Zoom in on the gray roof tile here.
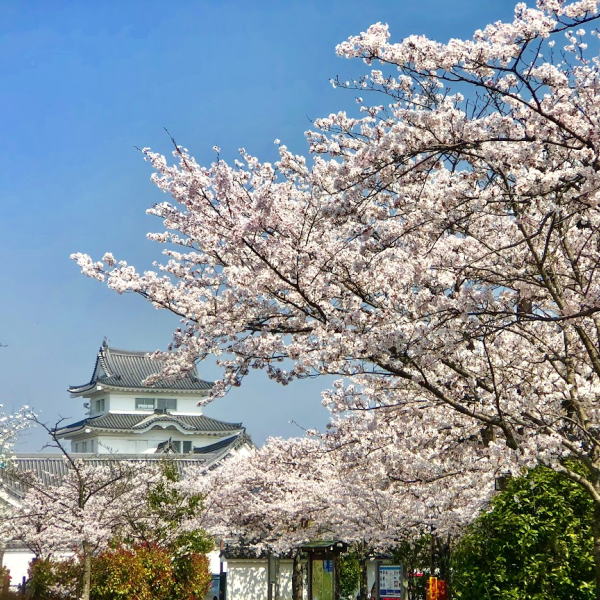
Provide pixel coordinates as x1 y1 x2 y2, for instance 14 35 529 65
69 342 213 394
0 454 213 500
54 412 243 435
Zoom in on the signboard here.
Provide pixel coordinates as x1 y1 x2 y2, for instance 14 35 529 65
379 565 403 599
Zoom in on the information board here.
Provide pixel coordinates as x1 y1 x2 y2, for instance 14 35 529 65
379 565 403 599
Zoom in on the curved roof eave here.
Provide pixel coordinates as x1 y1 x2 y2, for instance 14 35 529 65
131 422 241 435
69 383 212 395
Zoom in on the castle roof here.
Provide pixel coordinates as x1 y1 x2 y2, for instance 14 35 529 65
193 431 253 454
54 412 243 437
0 433 250 502
68 341 213 395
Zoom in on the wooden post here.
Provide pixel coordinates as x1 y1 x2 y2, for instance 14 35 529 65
333 555 341 600
268 554 277 600
219 549 226 600
292 551 304 600
307 555 313 600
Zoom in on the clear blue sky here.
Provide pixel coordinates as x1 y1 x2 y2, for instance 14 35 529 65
0 0 516 451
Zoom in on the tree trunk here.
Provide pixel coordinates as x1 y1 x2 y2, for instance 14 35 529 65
292 551 304 600
359 556 368 600
436 535 452 600
593 503 600 600
333 556 341 600
81 546 91 600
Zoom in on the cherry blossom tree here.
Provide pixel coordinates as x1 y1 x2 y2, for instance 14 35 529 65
2 459 152 600
199 431 494 599
199 438 338 600
0 405 31 462
0 420 163 600
198 439 323 554
1 420 215 600
4 459 214 600
74 0 600 594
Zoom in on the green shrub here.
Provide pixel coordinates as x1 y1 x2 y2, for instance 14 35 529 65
24 544 211 600
26 558 81 600
452 466 594 600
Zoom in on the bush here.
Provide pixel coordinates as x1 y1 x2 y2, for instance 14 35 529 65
23 542 211 600
91 544 172 600
92 543 211 600
26 558 81 600
452 466 594 600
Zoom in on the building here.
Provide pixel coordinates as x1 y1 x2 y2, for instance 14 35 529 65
0 340 253 590
54 340 249 456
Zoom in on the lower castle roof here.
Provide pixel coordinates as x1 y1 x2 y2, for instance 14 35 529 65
54 412 243 437
0 430 252 502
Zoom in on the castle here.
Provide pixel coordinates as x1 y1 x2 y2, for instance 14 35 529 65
0 341 252 588
54 340 250 458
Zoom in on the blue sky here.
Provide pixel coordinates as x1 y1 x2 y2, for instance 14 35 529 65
0 0 516 450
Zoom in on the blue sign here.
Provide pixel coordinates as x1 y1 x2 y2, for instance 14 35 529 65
379 565 403 598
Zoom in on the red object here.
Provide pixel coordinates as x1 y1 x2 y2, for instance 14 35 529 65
426 577 448 600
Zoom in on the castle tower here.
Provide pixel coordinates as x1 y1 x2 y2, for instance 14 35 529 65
54 341 249 456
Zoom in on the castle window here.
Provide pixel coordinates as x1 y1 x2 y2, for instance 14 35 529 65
95 398 105 413
135 398 177 411
157 398 177 411
135 398 155 410
170 440 192 453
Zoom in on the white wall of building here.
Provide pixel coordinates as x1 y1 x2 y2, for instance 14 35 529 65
2 548 33 590
92 391 209 415
227 560 268 600
69 429 230 454
224 558 396 600
279 561 294 600
226 559 295 600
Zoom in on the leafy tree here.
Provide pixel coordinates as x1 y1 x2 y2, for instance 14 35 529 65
453 467 594 600
132 461 212 555
339 553 361 600
118 461 213 600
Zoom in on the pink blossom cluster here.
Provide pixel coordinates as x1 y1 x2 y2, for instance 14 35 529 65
74 0 600 543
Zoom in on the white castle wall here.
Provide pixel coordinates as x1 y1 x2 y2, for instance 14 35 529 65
88 391 209 417
90 431 229 454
